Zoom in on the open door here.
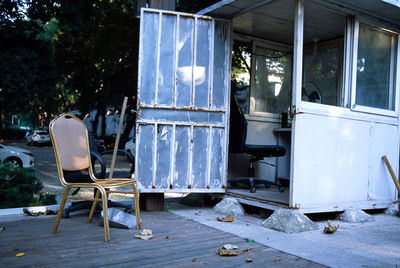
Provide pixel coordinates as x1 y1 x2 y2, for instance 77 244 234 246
135 8 232 193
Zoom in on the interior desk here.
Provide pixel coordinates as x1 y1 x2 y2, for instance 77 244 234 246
273 127 291 182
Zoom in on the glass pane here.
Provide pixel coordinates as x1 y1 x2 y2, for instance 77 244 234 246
212 21 229 110
191 127 208 188
356 24 397 111
176 17 194 107
251 46 292 114
194 19 211 109
303 1 345 106
137 124 155 189
173 126 190 189
140 12 159 105
158 15 177 106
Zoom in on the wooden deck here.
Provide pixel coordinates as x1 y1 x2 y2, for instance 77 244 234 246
0 211 324 267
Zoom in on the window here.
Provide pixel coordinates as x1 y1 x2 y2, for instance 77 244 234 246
231 39 251 114
354 23 398 112
302 1 346 107
250 43 292 115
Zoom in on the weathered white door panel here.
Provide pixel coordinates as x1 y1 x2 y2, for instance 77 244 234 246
136 8 231 193
291 113 398 211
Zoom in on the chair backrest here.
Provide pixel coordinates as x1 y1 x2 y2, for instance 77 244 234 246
229 94 248 153
50 114 91 172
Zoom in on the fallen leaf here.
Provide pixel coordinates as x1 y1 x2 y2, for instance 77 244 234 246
324 220 339 234
223 244 238 250
16 253 25 257
275 257 281 263
242 248 253 254
246 258 254 263
243 238 255 243
216 214 234 222
216 248 239 256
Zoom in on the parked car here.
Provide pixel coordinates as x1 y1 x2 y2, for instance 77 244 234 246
0 143 34 168
26 130 50 146
124 137 136 160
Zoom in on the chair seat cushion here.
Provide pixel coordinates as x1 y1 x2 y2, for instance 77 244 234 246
243 144 286 158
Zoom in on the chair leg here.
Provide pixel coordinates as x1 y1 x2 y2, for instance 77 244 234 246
99 187 110 242
52 187 70 234
132 183 141 230
88 189 100 223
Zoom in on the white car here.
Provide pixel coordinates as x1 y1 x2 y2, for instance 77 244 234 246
26 130 50 146
0 144 34 168
124 138 136 159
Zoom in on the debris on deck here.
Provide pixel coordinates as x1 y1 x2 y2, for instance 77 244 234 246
339 207 374 223
323 220 339 234
216 244 239 256
23 205 59 216
216 213 234 222
213 197 244 216
135 229 153 240
262 208 318 233
100 207 138 229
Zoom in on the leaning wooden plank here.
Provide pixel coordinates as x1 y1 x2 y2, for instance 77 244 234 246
109 96 128 179
382 155 400 192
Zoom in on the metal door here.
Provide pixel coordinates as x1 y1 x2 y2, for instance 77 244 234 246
135 8 231 193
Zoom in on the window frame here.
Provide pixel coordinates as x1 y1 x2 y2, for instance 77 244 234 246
350 18 400 117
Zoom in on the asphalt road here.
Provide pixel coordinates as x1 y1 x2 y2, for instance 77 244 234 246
4 140 133 203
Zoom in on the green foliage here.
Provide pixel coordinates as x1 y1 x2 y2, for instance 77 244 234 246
0 0 61 134
175 0 220 13
55 0 139 122
0 163 56 209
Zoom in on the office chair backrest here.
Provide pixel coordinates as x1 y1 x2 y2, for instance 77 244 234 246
50 114 91 172
229 94 247 154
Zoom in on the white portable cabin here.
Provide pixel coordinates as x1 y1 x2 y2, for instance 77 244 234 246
135 0 400 213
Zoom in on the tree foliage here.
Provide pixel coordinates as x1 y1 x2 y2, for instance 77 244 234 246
0 0 60 135
1 0 224 139
54 0 140 137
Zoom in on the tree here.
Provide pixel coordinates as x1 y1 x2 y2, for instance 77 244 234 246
55 0 140 138
0 0 60 137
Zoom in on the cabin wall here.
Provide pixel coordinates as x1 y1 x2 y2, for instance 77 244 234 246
291 112 399 212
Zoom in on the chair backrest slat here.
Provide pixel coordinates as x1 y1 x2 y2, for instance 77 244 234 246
51 115 90 171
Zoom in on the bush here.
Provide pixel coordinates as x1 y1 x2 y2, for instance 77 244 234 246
0 163 57 209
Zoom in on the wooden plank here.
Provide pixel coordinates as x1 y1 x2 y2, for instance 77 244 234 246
0 211 325 267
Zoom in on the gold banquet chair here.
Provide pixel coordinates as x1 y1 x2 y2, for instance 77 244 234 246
49 113 140 242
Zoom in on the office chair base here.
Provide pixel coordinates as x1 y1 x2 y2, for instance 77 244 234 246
229 177 285 193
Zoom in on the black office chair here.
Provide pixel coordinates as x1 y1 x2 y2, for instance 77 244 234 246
229 94 286 193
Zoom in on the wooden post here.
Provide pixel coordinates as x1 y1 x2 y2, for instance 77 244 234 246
109 97 128 178
382 155 400 193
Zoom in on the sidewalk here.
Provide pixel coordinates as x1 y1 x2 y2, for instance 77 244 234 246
171 207 400 268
